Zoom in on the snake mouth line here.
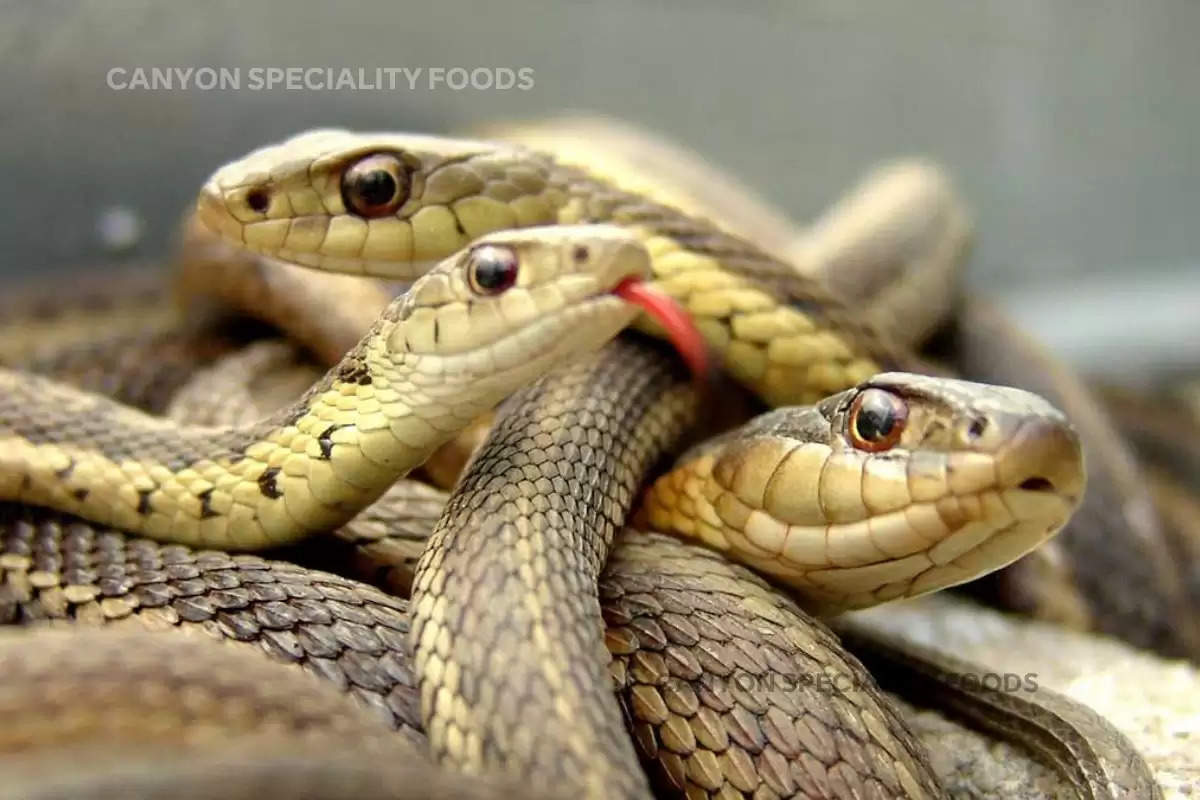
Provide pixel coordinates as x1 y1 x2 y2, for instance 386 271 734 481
675 478 1076 613
726 490 1071 611
744 484 1073 567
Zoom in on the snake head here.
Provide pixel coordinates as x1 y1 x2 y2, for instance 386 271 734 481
378 224 697 392
643 371 1085 612
823 372 1085 502
195 129 558 277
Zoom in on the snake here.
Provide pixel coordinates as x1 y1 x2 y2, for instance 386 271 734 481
0 223 683 549
0 122 1161 796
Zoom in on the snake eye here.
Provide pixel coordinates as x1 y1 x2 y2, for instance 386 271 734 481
341 153 409 218
467 245 520 295
848 388 908 452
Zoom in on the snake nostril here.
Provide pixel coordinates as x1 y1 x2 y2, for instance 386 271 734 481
1018 476 1055 492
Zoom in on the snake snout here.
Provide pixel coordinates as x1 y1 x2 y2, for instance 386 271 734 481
195 182 244 242
997 417 1085 501
574 229 653 287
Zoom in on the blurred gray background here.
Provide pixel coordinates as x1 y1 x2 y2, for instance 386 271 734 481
1 0 1196 379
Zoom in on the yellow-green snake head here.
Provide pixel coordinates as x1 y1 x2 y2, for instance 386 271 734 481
640 372 1085 612
196 129 557 276
384 224 661 395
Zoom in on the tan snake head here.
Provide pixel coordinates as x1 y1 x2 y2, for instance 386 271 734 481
196 129 557 277
382 224 663 393
640 371 1085 612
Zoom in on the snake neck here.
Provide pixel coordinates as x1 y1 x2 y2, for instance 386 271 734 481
410 337 698 800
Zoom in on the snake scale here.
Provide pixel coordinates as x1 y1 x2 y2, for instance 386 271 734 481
0 118 1166 800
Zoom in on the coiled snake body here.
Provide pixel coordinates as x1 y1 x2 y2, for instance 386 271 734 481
0 123 1166 800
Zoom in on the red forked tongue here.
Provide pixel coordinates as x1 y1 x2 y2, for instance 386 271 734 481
613 278 711 379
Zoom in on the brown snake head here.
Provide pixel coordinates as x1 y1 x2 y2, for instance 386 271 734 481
639 371 1085 612
195 129 556 277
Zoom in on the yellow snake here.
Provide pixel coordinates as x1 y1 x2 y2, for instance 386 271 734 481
0 124 1163 799
0 225 654 549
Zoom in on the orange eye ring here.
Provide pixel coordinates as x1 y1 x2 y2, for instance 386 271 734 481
848 388 908 452
466 244 520 295
341 153 410 218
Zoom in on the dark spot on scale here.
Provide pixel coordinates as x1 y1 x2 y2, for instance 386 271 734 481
572 244 589 263
72 488 89 502
198 488 218 519
967 417 988 439
55 460 76 480
317 425 347 460
136 489 154 515
336 359 372 385
258 467 282 499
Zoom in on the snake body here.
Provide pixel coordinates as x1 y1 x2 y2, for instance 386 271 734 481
0 121 1170 800
0 627 554 800
0 268 268 415
0 268 177 367
832 622 1163 800
174 215 398 366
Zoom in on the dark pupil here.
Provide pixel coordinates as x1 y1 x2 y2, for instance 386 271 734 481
856 393 896 441
355 170 397 207
473 250 518 291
